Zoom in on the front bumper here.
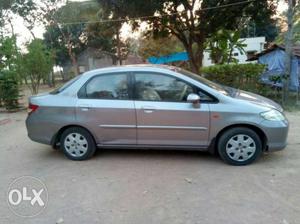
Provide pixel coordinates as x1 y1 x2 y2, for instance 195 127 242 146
260 119 289 152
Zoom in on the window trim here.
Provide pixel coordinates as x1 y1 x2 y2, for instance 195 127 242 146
77 72 132 100
131 72 218 104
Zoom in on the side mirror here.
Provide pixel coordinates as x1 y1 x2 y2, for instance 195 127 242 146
187 93 200 108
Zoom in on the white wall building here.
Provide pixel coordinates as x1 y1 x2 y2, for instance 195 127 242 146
202 36 266 66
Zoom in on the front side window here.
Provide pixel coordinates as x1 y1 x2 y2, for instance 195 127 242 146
177 68 230 96
134 73 194 102
85 73 129 99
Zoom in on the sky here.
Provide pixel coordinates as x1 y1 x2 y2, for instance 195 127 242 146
6 0 289 48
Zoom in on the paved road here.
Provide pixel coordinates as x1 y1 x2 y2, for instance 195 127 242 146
0 111 299 224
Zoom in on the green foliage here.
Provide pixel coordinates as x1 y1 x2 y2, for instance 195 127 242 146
21 39 54 94
206 30 246 65
240 20 279 42
201 63 266 94
276 3 300 44
0 36 21 111
294 4 300 43
43 1 100 71
0 71 21 111
44 24 85 65
97 0 277 72
138 35 184 59
0 36 21 80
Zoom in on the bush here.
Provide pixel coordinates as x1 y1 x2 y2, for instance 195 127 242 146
0 72 21 111
201 63 266 94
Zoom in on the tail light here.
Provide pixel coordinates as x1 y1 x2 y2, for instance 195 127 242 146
28 103 39 115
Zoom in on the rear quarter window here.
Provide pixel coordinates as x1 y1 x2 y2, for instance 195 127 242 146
50 75 81 94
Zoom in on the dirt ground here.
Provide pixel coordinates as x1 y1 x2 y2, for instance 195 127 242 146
0 109 300 224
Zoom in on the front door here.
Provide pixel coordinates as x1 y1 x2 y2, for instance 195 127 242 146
133 72 210 146
76 72 136 145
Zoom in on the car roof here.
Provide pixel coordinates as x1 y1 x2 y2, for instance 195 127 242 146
82 64 181 76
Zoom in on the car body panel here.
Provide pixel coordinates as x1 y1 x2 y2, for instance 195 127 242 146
26 93 78 144
232 89 283 112
76 99 137 145
134 101 210 146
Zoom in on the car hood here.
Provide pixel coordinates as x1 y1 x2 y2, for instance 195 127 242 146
233 89 283 112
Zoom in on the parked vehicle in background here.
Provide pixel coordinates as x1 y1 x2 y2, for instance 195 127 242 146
26 65 289 165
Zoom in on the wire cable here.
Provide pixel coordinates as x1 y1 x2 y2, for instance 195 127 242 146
58 0 258 26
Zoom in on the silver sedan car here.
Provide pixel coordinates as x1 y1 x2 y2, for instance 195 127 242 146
26 65 289 165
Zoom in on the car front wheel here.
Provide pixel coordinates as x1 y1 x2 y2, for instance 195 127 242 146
60 127 96 160
217 127 262 165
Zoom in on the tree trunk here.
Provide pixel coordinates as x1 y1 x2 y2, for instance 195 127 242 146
48 72 53 87
283 0 294 105
186 41 204 74
67 41 79 76
70 53 79 76
116 29 122 65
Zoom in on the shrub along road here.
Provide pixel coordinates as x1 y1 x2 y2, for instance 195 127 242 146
0 111 299 224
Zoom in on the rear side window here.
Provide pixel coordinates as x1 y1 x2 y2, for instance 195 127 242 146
81 73 129 100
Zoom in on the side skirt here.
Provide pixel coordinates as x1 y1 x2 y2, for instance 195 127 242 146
96 144 209 151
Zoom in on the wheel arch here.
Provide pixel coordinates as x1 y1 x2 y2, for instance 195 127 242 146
51 124 96 148
210 124 268 154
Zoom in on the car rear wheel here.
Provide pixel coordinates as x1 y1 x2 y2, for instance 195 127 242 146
217 127 262 165
60 127 96 160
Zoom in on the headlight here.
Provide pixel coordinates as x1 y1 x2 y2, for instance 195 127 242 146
260 110 285 121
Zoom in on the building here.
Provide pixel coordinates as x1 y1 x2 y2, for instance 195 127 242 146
203 37 266 66
62 48 144 79
247 44 300 90
148 37 266 67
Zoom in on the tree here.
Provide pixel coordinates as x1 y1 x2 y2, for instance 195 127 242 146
240 20 279 42
94 0 158 64
0 0 15 34
85 20 118 63
207 29 246 65
21 39 54 94
138 35 184 60
0 36 19 72
97 0 277 72
282 0 298 105
43 1 99 76
0 0 39 38
291 2 300 42
0 36 21 110
275 3 300 44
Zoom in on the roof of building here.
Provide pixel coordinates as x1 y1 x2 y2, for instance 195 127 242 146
247 44 300 61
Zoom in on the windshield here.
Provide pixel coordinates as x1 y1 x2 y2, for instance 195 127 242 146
177 68 230 96
50 75 81 94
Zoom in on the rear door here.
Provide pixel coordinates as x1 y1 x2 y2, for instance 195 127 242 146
76 72 136 145
133 72 210 146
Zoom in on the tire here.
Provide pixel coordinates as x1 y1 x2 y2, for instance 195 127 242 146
217 127 262 166
60 127 96 161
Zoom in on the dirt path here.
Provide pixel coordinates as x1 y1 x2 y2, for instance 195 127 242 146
0 111 299 224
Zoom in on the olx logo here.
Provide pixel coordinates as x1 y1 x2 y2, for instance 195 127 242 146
8 187 45 206
7 176 48 217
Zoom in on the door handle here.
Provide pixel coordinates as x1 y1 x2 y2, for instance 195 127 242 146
78 104 91 111
81 107 89 111
142 106 156 113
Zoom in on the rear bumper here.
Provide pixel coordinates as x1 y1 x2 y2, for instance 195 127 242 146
26 115 54 146
260 119 289 152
